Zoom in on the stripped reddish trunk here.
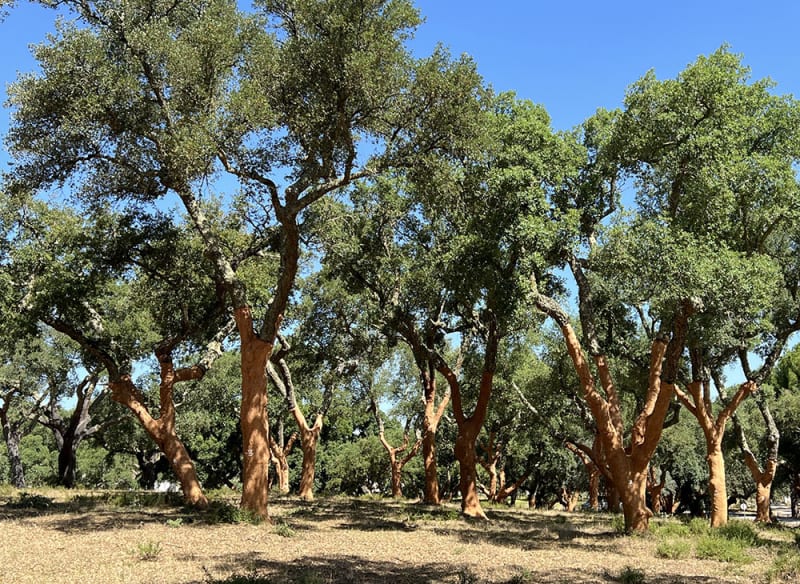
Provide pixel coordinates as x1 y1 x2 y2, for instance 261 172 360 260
495 468 531 505
648 467 666 515
674 376 756 528
294 410 322 501
752 460 777 523
238 309 273 518
454 418 484 518
269 432 297 494
378 431 422 499
109 353 209 509
421 370 448 504
534 271 694 532
478 430 502 502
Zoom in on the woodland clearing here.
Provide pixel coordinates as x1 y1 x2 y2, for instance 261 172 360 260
1 488 798 584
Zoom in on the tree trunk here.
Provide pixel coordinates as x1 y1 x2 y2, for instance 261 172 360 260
238 312 272 518
57 437 78 489
792 473 800 519
269 432 294 494
420 371 448 505
421 427 439 503
110 352 211 510
588 467 600 511
706 441 728 528
495 469 531 505
298 425 319 501
290 409 323 502
754 462 776 523
454 421 485 519
618 469 650 532
2 422 26 489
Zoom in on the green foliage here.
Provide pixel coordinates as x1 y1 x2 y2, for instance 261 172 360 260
205 501 263 525
134 540 163 562
694 535 753 564
769 550 800 583
655 539 692 560
615 566 646 584
611 515 626 534
273 520 296 538
716 520 760 546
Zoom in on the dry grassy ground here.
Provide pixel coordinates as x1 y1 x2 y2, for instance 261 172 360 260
0 488 796 584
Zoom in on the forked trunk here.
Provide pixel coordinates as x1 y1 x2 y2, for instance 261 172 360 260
238 327 272 519
485 462 498 502
706 441 728 528
298 426 320 501
390 462 403 498
269 434 294 494
110 375 209 509
287 406 323 502
419 370 447 505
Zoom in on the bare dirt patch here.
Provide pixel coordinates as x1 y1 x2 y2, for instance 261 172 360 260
0 488 792 583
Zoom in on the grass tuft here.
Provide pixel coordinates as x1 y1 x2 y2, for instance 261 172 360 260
656 539 692 560
135 540 163 561
768 550 800 583
695 535 753 564
616 566 646 584
716 520 760 546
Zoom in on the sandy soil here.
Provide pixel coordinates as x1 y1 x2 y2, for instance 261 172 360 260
0 490 790 584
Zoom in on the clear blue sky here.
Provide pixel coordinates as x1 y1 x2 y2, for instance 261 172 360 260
2 1 800 144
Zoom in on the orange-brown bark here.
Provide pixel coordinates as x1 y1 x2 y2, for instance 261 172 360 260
421 370 449 504
478 430 502 501
237 306 273 519
647 467 666 515
378 431 423 499
293 407 322 501
494 468 531 505
109 353 209 509
558 486 580 511
674 379 756 527
534 281 696 531
566 440 602 511
742 450 777 523
269 432 297 494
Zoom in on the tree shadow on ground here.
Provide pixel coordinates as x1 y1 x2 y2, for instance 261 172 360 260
198 554 738 584
201 553 462 584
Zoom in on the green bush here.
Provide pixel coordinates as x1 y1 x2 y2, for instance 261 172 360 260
651 520 690 538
